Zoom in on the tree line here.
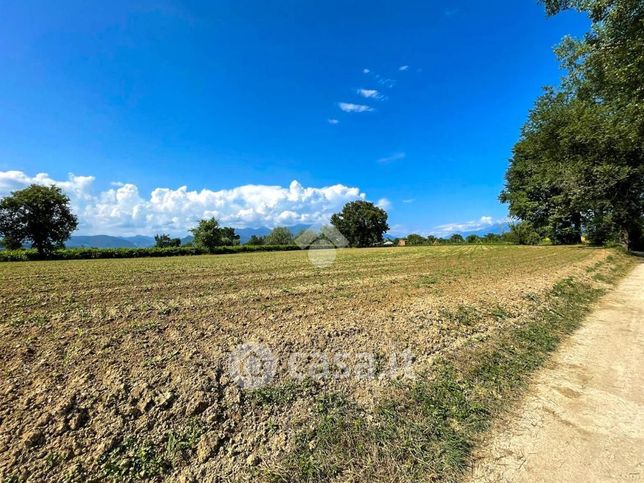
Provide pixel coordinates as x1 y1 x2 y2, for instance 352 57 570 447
402 232 516 246
501 0 643 249
0 186 390 257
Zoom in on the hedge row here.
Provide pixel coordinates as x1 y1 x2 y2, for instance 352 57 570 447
0 245 301 262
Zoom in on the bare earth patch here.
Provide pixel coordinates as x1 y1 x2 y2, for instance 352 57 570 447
0 246 628 481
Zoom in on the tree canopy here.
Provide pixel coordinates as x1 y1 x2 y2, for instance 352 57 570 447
501 0 643 249
265 227 294 245
154 234 181 248
406 234 427 246
246 234 266 246
330 201 389 248
0 184 78 256
190 218 239 252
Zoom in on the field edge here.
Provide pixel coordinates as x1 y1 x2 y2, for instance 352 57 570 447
262 251 637 482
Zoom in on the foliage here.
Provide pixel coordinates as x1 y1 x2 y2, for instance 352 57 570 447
265 226 295 245
0 244 301 262
100 422 203 481
405 234 427 246
246 234 266 245
219 226 240 246
189 218 239 252
1 234 23 250
502 0 644 249
401 233 512 246
507 221 542 246
154 234 181 248
330 201 389 248
0 184 78 256
190 218 222 251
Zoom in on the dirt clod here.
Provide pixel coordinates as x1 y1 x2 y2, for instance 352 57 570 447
196 432 222 463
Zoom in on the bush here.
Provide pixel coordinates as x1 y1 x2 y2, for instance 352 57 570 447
507 221 542 245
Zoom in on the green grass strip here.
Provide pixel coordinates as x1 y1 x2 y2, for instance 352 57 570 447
268 253 635 482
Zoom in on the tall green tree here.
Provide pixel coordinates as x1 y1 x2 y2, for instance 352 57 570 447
330 201 389 248
501 0 643 249
265 226 294 245
190 218 239 251
154 234 181 248
190 218 223 252
219 227 240 246
0 184 78 256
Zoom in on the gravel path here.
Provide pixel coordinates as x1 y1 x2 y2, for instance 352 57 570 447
469 261 644 482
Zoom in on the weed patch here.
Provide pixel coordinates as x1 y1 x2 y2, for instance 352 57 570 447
99 421 203 482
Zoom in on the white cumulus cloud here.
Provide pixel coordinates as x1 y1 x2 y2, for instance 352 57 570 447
376 198 392 210
0 170 368 236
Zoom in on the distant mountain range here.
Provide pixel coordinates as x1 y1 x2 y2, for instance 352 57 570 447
66 235 140 248
66 225 312 248
456 222 510 237
60 222 510 249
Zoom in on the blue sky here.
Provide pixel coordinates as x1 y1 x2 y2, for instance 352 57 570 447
0 0 589 236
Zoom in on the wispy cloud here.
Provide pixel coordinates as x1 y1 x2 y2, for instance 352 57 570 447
374 74 396 88
357 88 385 100
363 68 397 88
402 198 415 204
444 8 459 17
399 65 409 71
377 152 406 164
327 118 340 124
338 102 374 113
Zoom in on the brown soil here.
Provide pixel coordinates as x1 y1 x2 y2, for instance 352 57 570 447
0 246 616 481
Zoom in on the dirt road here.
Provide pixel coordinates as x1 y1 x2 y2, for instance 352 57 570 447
469 261 644 482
